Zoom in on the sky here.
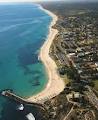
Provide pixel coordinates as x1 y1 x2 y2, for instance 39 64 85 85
0 0 56 2
0 0 97 3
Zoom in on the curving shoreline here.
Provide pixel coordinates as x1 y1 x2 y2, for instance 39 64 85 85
27 6 65 103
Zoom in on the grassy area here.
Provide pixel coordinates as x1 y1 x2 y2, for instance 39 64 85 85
54 60 70 85
94 80 98 91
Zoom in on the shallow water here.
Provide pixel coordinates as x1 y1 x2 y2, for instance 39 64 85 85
0 3 51 120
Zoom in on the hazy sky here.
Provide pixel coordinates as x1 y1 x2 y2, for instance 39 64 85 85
0 0 57 2
0 0 97 3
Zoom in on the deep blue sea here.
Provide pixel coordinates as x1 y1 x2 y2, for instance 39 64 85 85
0 3 52 120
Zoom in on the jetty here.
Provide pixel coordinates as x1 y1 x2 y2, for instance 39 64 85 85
1 90 46 111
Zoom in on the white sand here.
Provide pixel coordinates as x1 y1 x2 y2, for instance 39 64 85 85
27 6 65 103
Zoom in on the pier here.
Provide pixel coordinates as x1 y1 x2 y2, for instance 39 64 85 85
1 90 46 111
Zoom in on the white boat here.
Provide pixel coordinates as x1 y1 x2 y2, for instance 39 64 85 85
17 104 24 111
26 113 35 120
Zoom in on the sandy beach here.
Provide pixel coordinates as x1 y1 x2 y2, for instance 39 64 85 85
27 6 65 103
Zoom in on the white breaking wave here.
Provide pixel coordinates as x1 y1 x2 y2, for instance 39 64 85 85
0 17 34 22
0 20 42 33
39 15 50 20
19 29 32 36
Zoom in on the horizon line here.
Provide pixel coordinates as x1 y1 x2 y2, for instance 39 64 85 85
0 0 98 4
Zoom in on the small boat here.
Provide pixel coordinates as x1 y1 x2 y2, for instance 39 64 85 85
38 55 40 61
16 104 24 111
26 113 35 120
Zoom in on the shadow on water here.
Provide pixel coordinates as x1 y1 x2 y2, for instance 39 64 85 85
0 97 46 120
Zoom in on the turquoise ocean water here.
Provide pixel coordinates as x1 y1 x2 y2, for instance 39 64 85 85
0 3 52 120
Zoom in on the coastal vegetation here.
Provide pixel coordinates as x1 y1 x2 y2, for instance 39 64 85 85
1 1 98 120
39 1 98 120
94 80 98 91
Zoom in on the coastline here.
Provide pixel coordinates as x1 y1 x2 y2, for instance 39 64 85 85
27 6 65 103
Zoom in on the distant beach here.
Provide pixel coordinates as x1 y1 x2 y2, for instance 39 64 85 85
27 5 65 103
